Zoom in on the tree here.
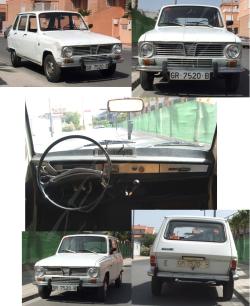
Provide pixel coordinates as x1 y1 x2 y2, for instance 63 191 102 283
63 112 81 130
141 234 156 247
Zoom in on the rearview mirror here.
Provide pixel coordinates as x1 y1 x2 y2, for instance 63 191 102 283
107 98 144 112
88 23 93 29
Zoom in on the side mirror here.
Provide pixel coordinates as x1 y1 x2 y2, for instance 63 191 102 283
107 98 144 113
88 24 93 29
226 20 233 26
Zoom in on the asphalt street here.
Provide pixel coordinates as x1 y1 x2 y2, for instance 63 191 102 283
132 45 250 97
132 259 246 306
23 266 131 306
0 37 131 87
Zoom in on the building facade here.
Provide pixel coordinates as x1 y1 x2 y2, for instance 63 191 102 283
4 0 131 43
0 0 7 33
220 0 240 33
239 0 250 37
132 224 155 240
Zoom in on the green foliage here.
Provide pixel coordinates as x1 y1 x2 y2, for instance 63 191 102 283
63 112 81 130
229 210 250 237
108 231 131 242
78 9 91 17
140 246 150 256
132 9 156 42
141 234 156 248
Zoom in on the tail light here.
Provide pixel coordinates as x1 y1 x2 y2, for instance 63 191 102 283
230 259 237 270
150 254 157 267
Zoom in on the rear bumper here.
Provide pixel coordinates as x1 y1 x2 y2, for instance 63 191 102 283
147 270 239 282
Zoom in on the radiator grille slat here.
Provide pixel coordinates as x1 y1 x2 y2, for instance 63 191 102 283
167 58 213 68
72 44 113 56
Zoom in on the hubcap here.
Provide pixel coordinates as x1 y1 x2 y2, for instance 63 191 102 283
46 60 55 76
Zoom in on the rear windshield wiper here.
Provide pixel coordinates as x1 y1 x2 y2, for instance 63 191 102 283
154 140 204 147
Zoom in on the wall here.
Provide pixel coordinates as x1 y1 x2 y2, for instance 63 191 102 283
239 0 250 37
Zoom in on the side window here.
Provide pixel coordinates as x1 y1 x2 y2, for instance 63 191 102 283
18 15 27 31
13 16 19 30
28 15 37 32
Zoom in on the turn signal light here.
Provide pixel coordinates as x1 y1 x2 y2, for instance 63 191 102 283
143 59 155 66
227 60 237 67
150 255 157 267
230 259 237 270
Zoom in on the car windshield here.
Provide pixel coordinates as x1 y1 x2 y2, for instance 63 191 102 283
26 94 217 155
158 6 224 28
165 220 226 243
39 12 88 31
58 236 107 253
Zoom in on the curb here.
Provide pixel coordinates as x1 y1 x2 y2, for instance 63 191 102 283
22 292 39 303
233 288 249 306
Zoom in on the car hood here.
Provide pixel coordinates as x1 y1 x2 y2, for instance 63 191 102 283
35 253 108 267
42 30 121 46
140 26 241 43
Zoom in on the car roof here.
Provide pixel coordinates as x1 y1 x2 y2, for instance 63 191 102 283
164 216 227 222
161 4 219 9
62 234 117 239
18 10 79 15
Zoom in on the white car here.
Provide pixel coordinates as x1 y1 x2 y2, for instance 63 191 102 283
34 234 123 301
7 11 123 82
148 216 239 300
137 5 243 92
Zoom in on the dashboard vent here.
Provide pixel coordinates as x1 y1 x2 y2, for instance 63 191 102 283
96 148 134 156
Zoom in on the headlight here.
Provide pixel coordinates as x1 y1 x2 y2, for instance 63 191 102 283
140 42 154 58
62 46 73 58
225 44 241 59
112 44 122 54
87 267 99 278
34 266 46 278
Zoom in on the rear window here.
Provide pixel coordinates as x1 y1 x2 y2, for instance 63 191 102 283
164 220 226 243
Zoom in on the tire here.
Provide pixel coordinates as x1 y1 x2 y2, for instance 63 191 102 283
140 71 154 91
115 272 122 288
223 278 234 301
225 74 240 93
97 275 108 302
38 285 51 299
100 63 116 77
43 54 62 82
10 50 21 67
151 276 162 296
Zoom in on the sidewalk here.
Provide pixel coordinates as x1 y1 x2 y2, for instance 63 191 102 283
22 258 132 303
234 263 250 305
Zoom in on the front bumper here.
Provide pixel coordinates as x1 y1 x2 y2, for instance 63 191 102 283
147 270 239 282
34 276 103 288
136 57 243 75
56 54 123 68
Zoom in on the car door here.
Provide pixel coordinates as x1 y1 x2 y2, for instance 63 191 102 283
23 14 40 63
14 14 28 57
7 15 20 49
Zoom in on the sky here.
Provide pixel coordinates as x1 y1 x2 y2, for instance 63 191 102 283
134 210 237 231
138 0 222 11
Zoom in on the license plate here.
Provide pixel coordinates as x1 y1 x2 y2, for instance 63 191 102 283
52 285 78 292
85 63 109 71
177 260 208 269
170 71 210 80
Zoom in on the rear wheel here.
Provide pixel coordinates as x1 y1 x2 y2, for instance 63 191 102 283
115 272 122 288
151 276 162 296
43 54 62 83
97 275 109 302
225 74 240 93
223 278 234 301
100 63 116 77
10 50 21 67
38 286 51 299
140 71 154 90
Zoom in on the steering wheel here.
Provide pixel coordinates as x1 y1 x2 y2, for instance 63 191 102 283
37 135 112 212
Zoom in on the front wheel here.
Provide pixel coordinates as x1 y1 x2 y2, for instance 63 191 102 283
43 54 62 83
151 276 162 296
223 278 234 301
100 63 116 77
10 50 21 67
38 285 51 299
97 276 109 302
140 71 154 91
225 74 240 93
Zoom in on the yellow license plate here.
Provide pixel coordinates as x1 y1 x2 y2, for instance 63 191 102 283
177 259 208 269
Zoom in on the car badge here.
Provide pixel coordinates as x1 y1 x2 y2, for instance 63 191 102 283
62 267 70 275
90 46 97 54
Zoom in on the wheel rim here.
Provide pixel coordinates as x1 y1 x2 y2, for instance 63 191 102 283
46 60 55 76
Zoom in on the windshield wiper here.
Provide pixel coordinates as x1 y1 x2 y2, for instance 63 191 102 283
83 139 135 147
78 248 98 254
158 21 184 27
154 140 204 147
186 20 213 28
61 249 76 253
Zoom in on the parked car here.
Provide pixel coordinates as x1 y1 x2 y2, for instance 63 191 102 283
137 5 243 92
7 11 123 82
148 216 238 300
4 25 12 38
239 36 250 48
34 234 123 301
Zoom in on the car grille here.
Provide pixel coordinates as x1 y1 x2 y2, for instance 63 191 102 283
72 44 113 56
154 43 225 57
167 58 213 69
45 267 88 276
81 55 111 63
51 277 80 285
